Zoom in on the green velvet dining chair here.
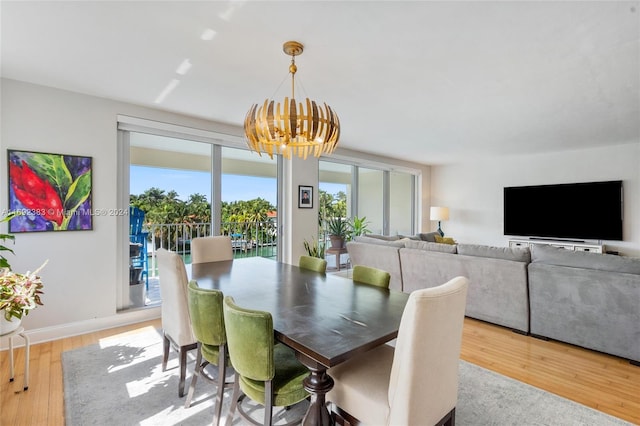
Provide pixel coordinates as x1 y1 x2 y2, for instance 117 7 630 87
299 255 327 273
184 281 232 426
222 296 310 426
352 265 391 289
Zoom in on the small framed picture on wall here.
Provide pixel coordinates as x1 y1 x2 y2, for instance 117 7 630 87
298 185 313 208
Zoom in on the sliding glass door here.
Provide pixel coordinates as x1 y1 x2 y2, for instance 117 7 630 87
124 133 279 311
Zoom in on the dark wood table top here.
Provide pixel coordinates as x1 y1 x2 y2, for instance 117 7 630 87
190 256 409 368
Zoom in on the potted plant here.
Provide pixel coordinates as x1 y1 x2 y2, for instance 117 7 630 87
0 262 46 320
349 216 371 241
327 217 350 249
0 211 46 335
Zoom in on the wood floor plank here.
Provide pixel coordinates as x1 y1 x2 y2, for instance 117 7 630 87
460 318 640 425
30 344 52 425
48 339 64 425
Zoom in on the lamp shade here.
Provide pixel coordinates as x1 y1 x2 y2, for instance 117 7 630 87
430 207 449 221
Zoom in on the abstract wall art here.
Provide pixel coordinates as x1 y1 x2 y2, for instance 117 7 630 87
7 150 93 232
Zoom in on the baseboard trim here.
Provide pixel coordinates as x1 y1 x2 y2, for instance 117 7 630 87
0 306 161 350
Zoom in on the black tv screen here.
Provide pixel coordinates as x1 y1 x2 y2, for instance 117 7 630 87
503 180 623 241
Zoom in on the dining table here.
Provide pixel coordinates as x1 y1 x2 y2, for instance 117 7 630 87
190 256 410 426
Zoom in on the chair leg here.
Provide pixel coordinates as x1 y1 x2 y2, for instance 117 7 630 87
436 407 456 426
22 332 30 391
225 380 241 426
263 380 273 426
185 343 202 408
213 344 227 426
162 333 170 372
178 345 189 397
448 408 455 426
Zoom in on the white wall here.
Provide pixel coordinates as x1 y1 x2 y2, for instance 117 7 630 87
431 143 640 256
283 157 320 265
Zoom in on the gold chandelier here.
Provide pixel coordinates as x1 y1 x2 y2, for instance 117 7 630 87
244 41 340 159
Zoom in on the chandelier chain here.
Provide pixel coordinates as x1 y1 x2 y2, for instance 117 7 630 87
290 55 297 99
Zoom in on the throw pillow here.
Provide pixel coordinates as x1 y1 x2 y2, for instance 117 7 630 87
435 235 456 245
419 231 439 242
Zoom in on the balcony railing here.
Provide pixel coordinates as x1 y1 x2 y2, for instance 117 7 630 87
144 221 278 277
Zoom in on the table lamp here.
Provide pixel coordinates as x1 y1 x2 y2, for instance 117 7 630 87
430 206 449 237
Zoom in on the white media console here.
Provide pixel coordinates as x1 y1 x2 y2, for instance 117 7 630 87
508 238 604 254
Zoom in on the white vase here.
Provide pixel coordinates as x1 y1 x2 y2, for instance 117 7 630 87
0 312 22 335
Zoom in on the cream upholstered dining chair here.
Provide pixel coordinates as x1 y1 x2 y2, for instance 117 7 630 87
191 236 233 264
327 276 469 426
156 248 198 397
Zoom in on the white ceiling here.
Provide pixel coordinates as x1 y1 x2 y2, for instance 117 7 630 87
2 1 639 165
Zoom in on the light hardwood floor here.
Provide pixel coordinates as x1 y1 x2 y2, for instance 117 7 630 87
1 317 639 425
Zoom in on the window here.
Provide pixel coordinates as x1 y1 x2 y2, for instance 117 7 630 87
389 171 415 235
221 147 278 259
357 167 385 234
320 160 417 236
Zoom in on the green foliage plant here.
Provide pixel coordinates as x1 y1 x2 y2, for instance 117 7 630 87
303 238 325 259
327 217 350 238
0 212 17 270
349 216 371 240
130 188 277 250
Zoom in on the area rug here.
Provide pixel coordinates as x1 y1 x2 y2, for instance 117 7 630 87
62 327 631 426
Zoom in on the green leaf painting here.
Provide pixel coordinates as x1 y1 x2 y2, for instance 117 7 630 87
8 150 93 232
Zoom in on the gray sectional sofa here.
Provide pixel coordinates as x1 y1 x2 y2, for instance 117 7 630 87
528 244 640 363
346 235 640 363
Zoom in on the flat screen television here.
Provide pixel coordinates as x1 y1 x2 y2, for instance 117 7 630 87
503 180 623 241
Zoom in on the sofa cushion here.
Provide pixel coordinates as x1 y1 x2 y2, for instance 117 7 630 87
399 248 530 332
398 234 421 241
418 232 439 242
457 244 531 263
530 244 640 274
354 235 405 248
362 234 400 241
404 240 458 254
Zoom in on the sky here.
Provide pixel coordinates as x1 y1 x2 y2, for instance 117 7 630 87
130 165 345 206
130 165 276 204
